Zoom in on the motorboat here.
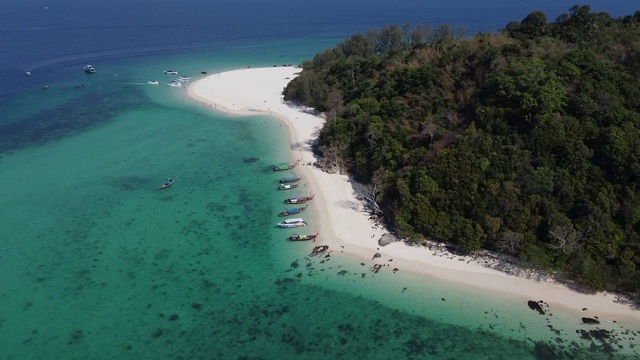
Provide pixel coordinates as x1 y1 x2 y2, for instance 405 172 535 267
167 81 182 87
277 218 306 228
164 70 178 75
84 65 96 73
25 71 32 76
147 80 160 85
176 76 192 82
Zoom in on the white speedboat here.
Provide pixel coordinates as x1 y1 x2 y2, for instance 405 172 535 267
84 65 96 73
25 71 32 76
167 81 182 87
277 218 306 228
164 70 178 75
176 76 192 82
147 80 160 85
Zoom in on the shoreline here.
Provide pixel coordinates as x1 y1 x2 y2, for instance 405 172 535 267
187 66 640 324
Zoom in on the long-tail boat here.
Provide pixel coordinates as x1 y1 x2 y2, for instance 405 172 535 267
278 205 308 217
160 178 174 190
277 218 306 228
273 159 299 171
289 233 319 242
278 183 299 191
284 194 315 204
279 176 302 183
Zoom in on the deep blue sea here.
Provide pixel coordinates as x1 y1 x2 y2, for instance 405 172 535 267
1 1 639 359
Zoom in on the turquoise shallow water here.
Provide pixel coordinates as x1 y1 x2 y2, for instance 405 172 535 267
1 48 639 360
2 1 640 357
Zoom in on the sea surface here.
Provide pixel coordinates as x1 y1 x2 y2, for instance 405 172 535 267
1 1 639 359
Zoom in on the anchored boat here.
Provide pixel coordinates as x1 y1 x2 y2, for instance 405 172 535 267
84 65 96 73
278 205 308 217
279 177 301 183
289 233 319 242
277 218 306 228
278 183 299 191
284 194 315 204
273 159 299 171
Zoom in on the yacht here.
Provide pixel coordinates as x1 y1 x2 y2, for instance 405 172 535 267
84 65 96 73
147 80 160 85
176 76 192 82
164 70 178 75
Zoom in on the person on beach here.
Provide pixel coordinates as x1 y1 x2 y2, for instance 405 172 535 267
160 178 174 189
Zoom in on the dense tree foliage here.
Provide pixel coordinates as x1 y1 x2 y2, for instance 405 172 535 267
283 6 640 298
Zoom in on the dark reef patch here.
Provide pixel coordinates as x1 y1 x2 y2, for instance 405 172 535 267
0 85 148 154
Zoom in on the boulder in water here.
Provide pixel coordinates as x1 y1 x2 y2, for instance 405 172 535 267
527 300 545 315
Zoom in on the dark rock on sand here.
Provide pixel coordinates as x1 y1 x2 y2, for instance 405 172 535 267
582 317 600 325
378 233 398 247
528 300 545 315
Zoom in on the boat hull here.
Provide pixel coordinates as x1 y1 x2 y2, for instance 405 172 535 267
279 177 301 183
273 160 300 171
288 234 318 241
278 206 307 217
278 184 298 190
284 195 314 204
277 222 306 228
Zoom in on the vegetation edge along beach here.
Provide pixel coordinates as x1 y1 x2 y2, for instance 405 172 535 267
282 6 640 302
188 4 638 320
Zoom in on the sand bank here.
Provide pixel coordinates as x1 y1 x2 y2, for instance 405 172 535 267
188 66 640 323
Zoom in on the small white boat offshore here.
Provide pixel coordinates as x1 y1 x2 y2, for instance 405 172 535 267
277 218 307 228
147 80 160 85
167 81 182 87
25 71 32 76
84 65 96 73
164 70 178 75
176 76 191 82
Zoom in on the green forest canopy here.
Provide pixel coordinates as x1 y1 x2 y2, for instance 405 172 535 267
283 6 640 298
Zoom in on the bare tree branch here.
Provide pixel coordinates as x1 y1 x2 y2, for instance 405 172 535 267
548 225 582 255
353 176 383 215
497 230 522 255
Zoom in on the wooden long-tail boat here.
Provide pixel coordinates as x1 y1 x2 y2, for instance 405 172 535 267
279 177 302 183
284 194 315 204
278 183 299 191
273 159 299 171
289 233 319 242
278 205 308 217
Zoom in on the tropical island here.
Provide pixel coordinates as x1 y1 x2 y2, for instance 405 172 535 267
281 5 640 299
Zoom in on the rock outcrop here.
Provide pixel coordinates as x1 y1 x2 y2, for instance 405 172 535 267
378 233 398 247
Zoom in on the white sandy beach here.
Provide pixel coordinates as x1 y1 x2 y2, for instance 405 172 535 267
188 66 640 323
